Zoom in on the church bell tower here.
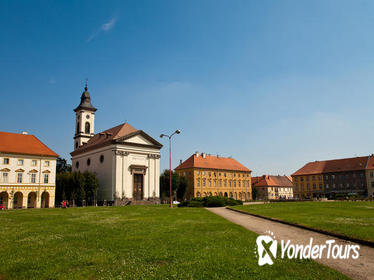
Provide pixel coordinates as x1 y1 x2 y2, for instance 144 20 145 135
73 84 97 150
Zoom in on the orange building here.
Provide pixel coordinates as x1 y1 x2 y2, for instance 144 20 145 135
175 152 252 201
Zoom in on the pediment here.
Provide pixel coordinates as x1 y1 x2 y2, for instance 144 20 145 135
29 169 39 173
0 168 10 172
15 168 25 172
115 131 162 148
42 170 51 173
124 134 154 145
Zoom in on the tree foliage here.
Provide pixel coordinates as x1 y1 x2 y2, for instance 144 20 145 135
56 157 72 173
160 170 188 202
56 171 99 206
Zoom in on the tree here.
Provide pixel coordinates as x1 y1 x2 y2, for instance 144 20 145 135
160 170 188 202
55 171 99 206
83 171 99 205
56 157 72 173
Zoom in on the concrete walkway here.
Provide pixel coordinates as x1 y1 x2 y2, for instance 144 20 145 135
207 207 374 280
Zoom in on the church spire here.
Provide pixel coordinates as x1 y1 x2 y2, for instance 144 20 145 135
74 82 97 112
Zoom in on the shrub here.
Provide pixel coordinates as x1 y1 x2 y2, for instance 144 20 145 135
178 196 243 208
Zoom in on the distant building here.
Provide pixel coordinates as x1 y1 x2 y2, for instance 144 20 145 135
252 175 293 200
0 131 58 209
70 85 162 204
292 156 371 199
365 156 374 197
175 152 252 201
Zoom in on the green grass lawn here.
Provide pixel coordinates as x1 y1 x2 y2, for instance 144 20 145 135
232 201 374 242
0 205 347 280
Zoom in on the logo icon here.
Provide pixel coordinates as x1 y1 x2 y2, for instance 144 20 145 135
256 232 277 266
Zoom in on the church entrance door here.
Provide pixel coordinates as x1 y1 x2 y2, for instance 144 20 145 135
133 174 144 200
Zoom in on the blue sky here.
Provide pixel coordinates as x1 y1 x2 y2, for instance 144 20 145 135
1 0 374 176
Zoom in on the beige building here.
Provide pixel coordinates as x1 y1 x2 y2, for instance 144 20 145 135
0 131 58 209
252 175 293 200
175 152 252 201
71 86 162 204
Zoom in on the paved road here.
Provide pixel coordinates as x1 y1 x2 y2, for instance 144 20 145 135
207 207 374 280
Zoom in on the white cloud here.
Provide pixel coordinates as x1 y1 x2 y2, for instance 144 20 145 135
87 17 117 42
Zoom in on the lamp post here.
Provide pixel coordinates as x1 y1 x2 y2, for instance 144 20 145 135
160 129 181 208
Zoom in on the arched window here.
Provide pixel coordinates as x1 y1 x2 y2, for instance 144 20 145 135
85 122 90 134
76 122 80 134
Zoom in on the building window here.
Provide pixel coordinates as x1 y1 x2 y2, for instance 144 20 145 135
202 171 205 176
3 158 9 164
2 172 8 183
371 182 374 187
17 173 23 183
229 180 232 187
197 179 200 187
85 122 90 134
87 158 91 166
100 155 104 163
214 180 216 187
31 173 36 183
197 171 200 175
45 161 50 167
233 181 236 187
75 161 79 168
18 159 24 166
219 180 222 187
224 173 226 177
202 179 206 187
238 181 241 187
44 174 49 184
224 180 227 187
208 180 211 187
32 160 37 166
75 142 78 149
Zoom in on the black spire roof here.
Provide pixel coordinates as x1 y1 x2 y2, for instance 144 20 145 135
74 85 97 112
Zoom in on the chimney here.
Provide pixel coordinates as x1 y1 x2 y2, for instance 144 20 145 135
180 160 183 165
195 151 199 157
21 131 28 135
202 153 206 158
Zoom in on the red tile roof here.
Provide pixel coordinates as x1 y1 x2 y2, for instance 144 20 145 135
0 131 58 157
71 122 162 156
365 155 374 170
175 153 251 172
292 156 370 176
254 175 293 187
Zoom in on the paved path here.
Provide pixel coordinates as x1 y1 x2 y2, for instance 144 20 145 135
207 207 374 280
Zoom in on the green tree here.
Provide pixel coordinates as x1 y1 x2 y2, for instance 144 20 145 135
83 171 99 205
56 157 72 173
160 170 188 202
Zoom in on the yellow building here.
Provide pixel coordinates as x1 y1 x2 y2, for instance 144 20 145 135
0 131 58 209
292 174 324 199
175 152 252 201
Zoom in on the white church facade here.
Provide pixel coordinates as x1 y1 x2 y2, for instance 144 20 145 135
70 86 162 205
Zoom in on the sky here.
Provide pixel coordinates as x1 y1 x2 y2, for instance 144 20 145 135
1 0 374 176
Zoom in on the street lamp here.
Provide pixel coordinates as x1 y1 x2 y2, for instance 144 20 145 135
160 129 181 208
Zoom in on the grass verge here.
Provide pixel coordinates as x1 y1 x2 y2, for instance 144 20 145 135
231 201 374 243
0 205 347 279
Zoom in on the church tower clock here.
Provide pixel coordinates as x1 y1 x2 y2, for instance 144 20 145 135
73 84 97 150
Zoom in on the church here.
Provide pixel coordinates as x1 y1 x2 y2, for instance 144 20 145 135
70 85 162 205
